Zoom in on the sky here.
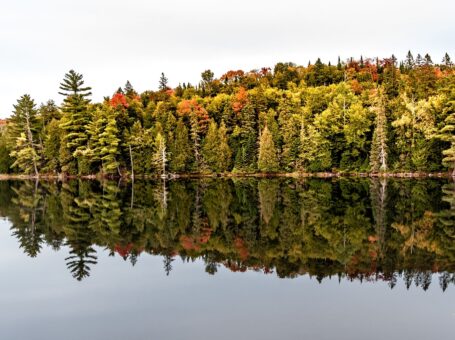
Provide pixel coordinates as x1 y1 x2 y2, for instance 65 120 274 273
0 0 454 118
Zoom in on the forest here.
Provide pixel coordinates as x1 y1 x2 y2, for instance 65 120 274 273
0 52 454 177
0 177 454 290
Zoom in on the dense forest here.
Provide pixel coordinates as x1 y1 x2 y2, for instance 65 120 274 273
0 178 454 290
1 52 455 176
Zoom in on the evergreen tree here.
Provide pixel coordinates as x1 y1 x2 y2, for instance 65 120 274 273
169 119 192 172
258 126 279 172
370 89 388 172
438 89 455 175
405 50 415 70
442 53 453 68
42 119 61 173
202 120 232 172
58 70 92 175
159 72 169 91
202 120 219 172
9 94 40 176
217 121 232 172
0 131 12 174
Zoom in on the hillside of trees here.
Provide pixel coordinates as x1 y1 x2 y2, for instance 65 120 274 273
1 52 454 177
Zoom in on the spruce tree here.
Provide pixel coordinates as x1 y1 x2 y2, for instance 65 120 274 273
258 126 279 172
169 119 192 172
58 70 92 175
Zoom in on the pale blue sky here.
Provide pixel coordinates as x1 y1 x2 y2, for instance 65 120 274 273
0 0 453 118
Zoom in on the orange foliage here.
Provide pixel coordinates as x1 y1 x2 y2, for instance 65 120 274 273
110 93 129 109
220 70 245 84
232 87 249 114
177 99 210 131
234 237 249 260
350 79 363 94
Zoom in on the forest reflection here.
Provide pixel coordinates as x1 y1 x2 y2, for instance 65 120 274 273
0 178 454 291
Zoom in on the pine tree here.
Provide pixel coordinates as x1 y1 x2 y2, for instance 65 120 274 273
405 50 415 70
159 72 168 91
258 126 279 172
370 89 388 172
169 119 192 172
442 53 453 68
58 70 92 175
87 107 120 175
42 119 61 173
10 133 41 175
9 94 40 176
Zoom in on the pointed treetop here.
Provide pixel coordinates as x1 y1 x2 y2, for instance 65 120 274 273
159 72 169 91
58 70 92 97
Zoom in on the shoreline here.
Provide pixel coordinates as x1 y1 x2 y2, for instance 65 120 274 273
0 171 452 181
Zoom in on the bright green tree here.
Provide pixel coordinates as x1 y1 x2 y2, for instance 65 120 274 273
169 119 192 173
370 89 388 172
9 95 40 176
258 125 279 172
438 89 455 175
58 70 92 175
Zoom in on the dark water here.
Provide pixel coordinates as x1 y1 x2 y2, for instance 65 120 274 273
0 178 454 340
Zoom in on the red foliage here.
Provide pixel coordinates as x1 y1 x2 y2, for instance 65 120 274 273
260 67 271 76
114 243 133 259
179 227 212 251
109 93 129 109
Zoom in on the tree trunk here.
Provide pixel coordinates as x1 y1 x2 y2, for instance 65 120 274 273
129 145 134 180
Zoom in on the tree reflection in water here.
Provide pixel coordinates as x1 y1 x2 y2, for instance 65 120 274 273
0 178 454 290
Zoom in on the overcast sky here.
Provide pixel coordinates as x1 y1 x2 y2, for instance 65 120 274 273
0 0 453 118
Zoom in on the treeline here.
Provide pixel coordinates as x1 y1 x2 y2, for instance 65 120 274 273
0 177 454 289
1 52 455 176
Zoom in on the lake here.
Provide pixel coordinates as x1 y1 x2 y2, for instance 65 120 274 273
0 178 454 340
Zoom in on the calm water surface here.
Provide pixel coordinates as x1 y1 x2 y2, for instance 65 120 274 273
0 178 454 340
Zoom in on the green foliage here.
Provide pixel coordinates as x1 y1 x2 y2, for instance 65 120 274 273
169 119 192 172
0 177 454 290
2 54 455 176
202 120 232 173
258 126 279 172
59 70 92 175
8 95 40 175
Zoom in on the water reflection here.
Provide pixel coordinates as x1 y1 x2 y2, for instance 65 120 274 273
0 178 454 290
